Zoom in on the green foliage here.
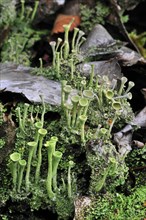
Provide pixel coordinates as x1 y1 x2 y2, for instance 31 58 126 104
55 192 74 220
1 0 48 65
127 145 146 167
87 140 129 195
2 101 77 218
1 24 47 66
80 2 110 33
129 31 146 58
0 102 6 148
126 144 146 186
85 186 146 220
0 0 16 28
0 102 5 126
0 215 9 220
0 138 5 148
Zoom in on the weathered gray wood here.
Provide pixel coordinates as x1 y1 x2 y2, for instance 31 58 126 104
77 59 122 81
0 63 62 105
0 60 123 105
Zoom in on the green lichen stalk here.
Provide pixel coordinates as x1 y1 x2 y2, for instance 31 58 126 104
72 27 79 51
56 52 60 78
71 95 80 127
125 81 135 94
95 166 109 192
70 58 75 80
50 41 56 68
25 141 37 192
35 128 47 184
16 107 24 133
31 0 39 21
40 95 46 127
79 115 87 143
74 30 85 52
17 159 26 192
20 0 25 20
118 77 128 95
67 161 75 198
56 38 62 51
50 136 58 149
33 121 43 158
22 103 30 130
76 98 88 127
82 90 94 115
64 103 73 129
45 140 56 199
52 151 63 191
10 152 21 191
63 22 72 59
108 101 122 136
63 85 72 103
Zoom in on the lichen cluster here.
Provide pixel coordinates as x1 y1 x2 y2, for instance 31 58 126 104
0 1 146 219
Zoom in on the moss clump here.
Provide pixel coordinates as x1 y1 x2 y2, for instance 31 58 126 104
80 2 110 34
85 186 146 220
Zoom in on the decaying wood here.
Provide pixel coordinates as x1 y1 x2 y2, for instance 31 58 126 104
114 106 146 154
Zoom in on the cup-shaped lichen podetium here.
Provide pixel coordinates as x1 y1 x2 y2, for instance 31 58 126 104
98 127 108 139
45 136 58 155
78 115 87 143
105 90 114 100
35 128 47 184
72 27 79 51
75 30 85 53
71 95 80 127
25 141 37 192
22 103 30 130
118 76 128 95
33 121 43 158
68 160 75 198
63 85 72 103
17 159 27 192
45 141 56 199
112 101 122 111
107 101 122 137
82 90 94 115
83 89 94 100
10 152 21 191
63 22 72 59
52 151 63 191
76 98 88 127
64 103 73 129
50 136 58 151
56 52 60 78
125 81 135 94
50 41 56 68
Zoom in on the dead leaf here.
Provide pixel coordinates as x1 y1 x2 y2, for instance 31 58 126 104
51 14 80 34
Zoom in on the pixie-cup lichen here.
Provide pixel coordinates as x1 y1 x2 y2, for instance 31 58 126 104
10 152 21 191
17 159 27 192
25 141 37 192
35 128 47 184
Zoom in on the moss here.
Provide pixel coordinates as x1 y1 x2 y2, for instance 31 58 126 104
85 186 146 220
55 192 74 220
80 2 110 34
0 0 16 28
0 1 48 65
